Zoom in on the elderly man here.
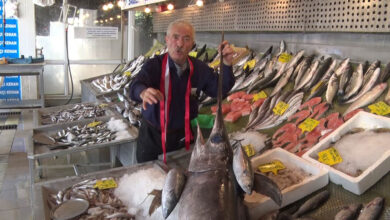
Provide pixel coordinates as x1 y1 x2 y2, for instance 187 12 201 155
129 19 235 163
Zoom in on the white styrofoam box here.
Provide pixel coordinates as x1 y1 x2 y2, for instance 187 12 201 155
244 147 328 219
303 111 390 195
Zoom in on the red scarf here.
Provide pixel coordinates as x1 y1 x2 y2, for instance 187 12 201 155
160 54 194 163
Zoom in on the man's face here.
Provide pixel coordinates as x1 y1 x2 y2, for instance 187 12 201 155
165 24 194 65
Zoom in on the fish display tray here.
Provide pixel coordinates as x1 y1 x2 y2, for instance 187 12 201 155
28 116 138 160
32 102 117 128
81 72 121 102
244 148 328 219
33 161 167 220
303 111 390 195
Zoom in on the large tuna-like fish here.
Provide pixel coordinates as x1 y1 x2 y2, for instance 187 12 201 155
162 38 282 220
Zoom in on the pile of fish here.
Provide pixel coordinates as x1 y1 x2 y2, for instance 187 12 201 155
210 91 262 123
40 103 107 125
103 90 142 128
34 118 133 150
271 97 363 156
54 121 116 147
335 197 384 220
48 178 134 219
199 40 390 123
92 73 131 93
261 191 385 220
245 91 304 130
91 55 146 94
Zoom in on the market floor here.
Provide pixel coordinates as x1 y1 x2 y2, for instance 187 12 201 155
0 110 33 219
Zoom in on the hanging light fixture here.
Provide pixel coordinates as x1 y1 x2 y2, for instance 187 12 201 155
167 3 174 10
144 7 151 13
107 2 114 9
103 4 108 11
196 0 204 7
117 0 124 8
117 15 121 19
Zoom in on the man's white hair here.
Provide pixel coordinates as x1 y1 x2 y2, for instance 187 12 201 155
166 19 195 40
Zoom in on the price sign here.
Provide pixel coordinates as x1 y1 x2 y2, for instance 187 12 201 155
318 147 343 166
87 121 102 128
243 144 255 157
244 59 256 70
273 101 289 115
310 81 324 94
253 91 267 102
368 101 390 116
123 71 132 77
209 59 220 69
299 118 320 133
94 179 117 190
278 53 293 63
258 160 286 175
189 51 197 58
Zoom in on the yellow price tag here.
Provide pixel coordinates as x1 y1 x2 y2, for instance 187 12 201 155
318 147 343 166
87 121 102 128
298 118 320 134
368 101 390 116
310 81 324 95
243 144 255 157
278 52 293 63
244 59 256 70
123 71 132 77
94 179 118 190
189 51 197 58
99 104 108 108
209 60 220 69
258 160 286 175
273 101 289 115
253 91 267 102
155 51 161 55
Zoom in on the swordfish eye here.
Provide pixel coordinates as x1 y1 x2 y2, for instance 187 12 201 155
210 134 223 144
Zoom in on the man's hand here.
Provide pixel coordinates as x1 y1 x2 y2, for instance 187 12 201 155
218 40 234 66
140 88 164 110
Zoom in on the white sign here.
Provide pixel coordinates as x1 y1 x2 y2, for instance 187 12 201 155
74 27 118 39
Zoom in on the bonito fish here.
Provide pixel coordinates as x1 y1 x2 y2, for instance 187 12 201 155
343 82 387 116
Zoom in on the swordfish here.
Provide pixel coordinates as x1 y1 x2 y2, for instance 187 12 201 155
161 39 282 220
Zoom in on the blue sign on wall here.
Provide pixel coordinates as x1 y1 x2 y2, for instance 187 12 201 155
0 0 21 101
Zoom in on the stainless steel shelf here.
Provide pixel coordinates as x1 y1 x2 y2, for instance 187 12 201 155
0 63 45 108
0 99 43 109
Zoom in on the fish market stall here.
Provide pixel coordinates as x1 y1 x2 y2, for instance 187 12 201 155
27 116 138 207
33 161 167 220
32 102 116 128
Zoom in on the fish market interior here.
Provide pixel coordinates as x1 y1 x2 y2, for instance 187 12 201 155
0 0 390 219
